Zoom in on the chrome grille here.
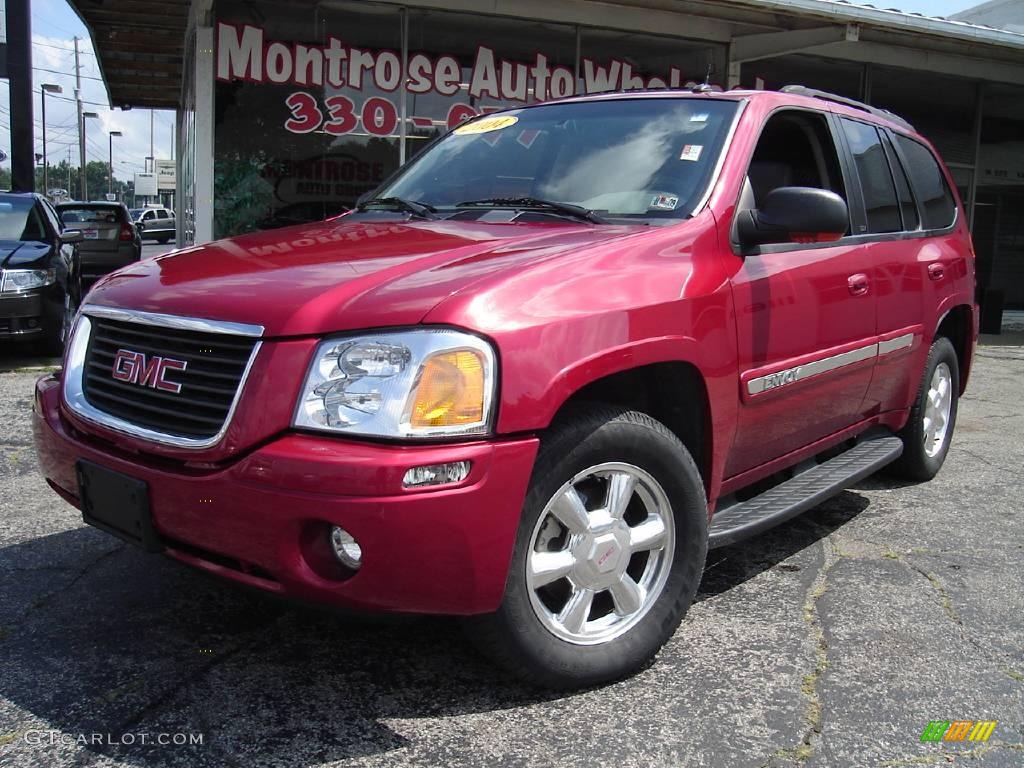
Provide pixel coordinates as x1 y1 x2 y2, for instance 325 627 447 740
81 316 259 440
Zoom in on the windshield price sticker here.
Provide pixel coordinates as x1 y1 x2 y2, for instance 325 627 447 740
454 116 520 135
680 144 704 162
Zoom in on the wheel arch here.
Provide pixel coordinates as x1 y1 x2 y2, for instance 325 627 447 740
543 358 713 495
934 303 975 394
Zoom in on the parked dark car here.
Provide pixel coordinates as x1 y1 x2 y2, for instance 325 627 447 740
0 192 82 354
56 202 142 292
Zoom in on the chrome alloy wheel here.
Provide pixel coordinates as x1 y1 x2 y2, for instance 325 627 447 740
526 463 676 646
923 362 953 459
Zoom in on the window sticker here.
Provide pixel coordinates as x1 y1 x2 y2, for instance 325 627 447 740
650 194 680 211
679 144 704 162
454 115 520 135
517 129 541 149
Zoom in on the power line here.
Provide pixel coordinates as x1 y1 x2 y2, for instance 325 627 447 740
33 40 96 55
33 65 105 82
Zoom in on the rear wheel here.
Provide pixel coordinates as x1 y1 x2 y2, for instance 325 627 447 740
466 406 708 689
157 236 171 244
890 336 959 481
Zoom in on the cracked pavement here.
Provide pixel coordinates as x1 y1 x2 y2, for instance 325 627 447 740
0 339 1021 768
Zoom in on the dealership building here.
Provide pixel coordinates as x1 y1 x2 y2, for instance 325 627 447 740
72 0 1024 320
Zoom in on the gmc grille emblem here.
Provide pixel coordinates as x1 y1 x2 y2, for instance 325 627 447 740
111 349 188 394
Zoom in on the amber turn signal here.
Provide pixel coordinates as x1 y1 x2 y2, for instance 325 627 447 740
409 350 486 428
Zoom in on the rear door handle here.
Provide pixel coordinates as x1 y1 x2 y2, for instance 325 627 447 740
928 263 946 281
848 273 870 296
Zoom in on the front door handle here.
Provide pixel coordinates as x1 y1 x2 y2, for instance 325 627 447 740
848 273 870 296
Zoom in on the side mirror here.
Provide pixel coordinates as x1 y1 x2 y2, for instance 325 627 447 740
60 230 84 244
737 187 848 248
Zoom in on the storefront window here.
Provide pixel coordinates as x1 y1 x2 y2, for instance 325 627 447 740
213 1 401 238
404 9 577 161
210 1 727 239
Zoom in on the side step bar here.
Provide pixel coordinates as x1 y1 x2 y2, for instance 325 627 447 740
708 434 904 549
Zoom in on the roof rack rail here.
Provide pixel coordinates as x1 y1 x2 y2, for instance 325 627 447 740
780 85 915 131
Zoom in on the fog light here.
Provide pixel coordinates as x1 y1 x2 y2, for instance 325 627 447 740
403 460 472 488
329 526 363 570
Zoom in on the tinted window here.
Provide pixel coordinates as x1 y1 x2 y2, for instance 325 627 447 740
157 210 168 219
58 206 125 225
0 198 47 242
745 109 848 224
841 119 901 234
895 135 957 230
881 133 919 231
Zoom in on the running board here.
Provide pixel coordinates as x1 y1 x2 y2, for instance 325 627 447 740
708 435 904 548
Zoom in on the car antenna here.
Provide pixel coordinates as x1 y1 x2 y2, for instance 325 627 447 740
692 63 715 94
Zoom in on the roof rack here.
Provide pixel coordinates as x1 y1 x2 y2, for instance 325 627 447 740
780 85 915 132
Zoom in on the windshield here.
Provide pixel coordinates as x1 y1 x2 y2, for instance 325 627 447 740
378 98 739 222
129 209 144 219
0 198 47 242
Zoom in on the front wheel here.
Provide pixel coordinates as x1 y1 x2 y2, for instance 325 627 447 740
890 336 960 481
466 406 708 689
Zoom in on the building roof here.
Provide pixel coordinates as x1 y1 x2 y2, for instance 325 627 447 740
69 0 1024 110
951 0 1024 33
66 0 191 109
730 0 1024 51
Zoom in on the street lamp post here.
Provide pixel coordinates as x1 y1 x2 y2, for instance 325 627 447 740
108 131 123 198
81 111 100 201
41 84 63 197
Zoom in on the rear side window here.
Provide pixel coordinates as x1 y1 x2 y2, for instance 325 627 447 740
881 133 919 231
840 119 901 235
895 135 956 230
157 210 168 219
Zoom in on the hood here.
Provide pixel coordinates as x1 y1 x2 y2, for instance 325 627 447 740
0 241 52 270
83 217 652 337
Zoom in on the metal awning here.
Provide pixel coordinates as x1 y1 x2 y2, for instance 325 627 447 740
67 0 191 109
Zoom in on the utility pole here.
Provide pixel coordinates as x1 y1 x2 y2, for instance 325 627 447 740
150 110 154 173
7 0 35 191
75 37 87 201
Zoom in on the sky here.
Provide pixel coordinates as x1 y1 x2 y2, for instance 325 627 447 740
1 0 175 185
0 0 987 185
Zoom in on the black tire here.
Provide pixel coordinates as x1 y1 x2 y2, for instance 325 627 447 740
37 292 76 358
465 405 708 689
158 236 171 244
889 336 960 481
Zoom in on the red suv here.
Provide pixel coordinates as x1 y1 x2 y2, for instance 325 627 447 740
33 87 977 689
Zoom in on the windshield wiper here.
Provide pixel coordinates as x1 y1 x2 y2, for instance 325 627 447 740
356 197 437 219
456 197 609 225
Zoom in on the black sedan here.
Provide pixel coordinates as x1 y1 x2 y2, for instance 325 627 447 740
0 192 82 355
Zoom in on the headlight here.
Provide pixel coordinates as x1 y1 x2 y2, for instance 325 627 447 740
0 268 56 293
294 329 496 438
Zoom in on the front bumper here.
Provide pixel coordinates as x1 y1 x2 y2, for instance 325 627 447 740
33 374 539 615
0 289 51 338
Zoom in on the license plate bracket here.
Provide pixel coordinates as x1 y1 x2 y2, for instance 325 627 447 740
76 460 163 552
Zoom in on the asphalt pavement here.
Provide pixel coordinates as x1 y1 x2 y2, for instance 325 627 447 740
0 338 1021 768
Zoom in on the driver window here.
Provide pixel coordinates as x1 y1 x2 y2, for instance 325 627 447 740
743 111 848 225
